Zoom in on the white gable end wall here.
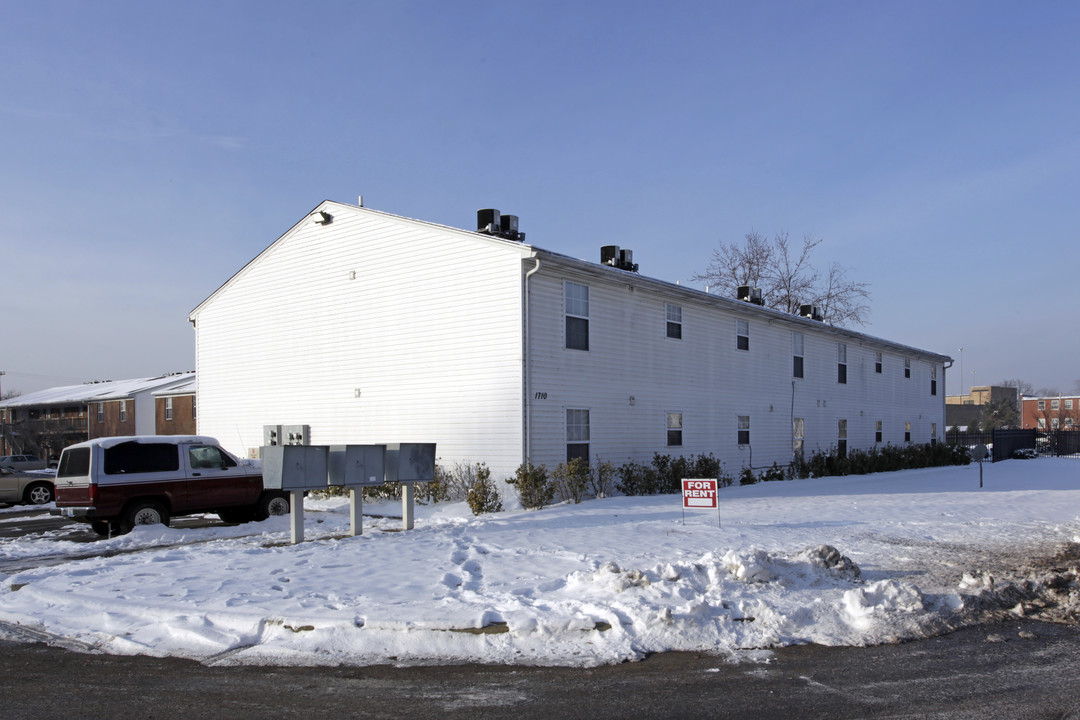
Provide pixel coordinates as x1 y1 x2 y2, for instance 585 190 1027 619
525 258 946 475
192 204 530 476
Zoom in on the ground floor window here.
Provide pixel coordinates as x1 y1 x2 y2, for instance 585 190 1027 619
566 409 590 462
667 412 682 447
738 416 750 445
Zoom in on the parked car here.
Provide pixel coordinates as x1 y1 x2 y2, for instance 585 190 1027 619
0 454 47 472
0 466 55 505
53 435 290 536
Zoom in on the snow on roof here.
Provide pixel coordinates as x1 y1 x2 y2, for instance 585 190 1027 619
0 373 195 409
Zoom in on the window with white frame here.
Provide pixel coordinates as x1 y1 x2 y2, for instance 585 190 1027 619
904 358 911 378
119 400 127 423
1052 417 1060 429
1066 399 1074 410
97 402 104 423
792 332 804 378
837 343 847 384
1038 400 1046 410
736 319 749 351
566 409 590 462
1051 399 1060 410
931 422 937 446
875 420 883 443
1038 418 1046 429
165 397 174 421
738 415 750 445
793 417 805 458
905 421 911 442
875 351 883 374
665 304 682 339
931 365 937 396
838 419 848 457
1066 418 1074 428
564 282 590 351
667 412 683 446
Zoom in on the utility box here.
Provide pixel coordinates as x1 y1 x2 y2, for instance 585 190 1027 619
384 443 436 484
263 425 283 448
328 445 386 487
282 424 311 446
261 445 329 490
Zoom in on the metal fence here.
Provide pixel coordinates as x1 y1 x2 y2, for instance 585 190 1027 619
946 428 1080 461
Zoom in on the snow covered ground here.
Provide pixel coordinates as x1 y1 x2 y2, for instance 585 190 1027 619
1 459 1078 667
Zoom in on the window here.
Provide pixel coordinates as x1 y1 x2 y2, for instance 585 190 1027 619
792 333 804 378
188 445 237 470
119 400 127 423
193 396 197 419
1066 418 1075 428
736 319 749 351
738 415 750 445
566 409 590 462
1051 417 1060 429
1066 399 1074 410
875 351 883 374
793 417 805 458
165 397 174 421
931 423 937 446
1038 400 1046 410
837 343 847 384
904 358 911 378
1051 399 1060 410
931 366 937 396
97 402 104 423
1038 418 1046 429
838 419 847 457
103 441 179 475
875 420 883 443
667 413 683 447
665 304 682 339
564 282 589 351
905 421 911 443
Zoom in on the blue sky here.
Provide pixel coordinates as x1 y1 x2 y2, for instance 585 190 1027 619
2 1 1078 397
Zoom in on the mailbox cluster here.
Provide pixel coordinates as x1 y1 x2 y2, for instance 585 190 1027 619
260 443 436 543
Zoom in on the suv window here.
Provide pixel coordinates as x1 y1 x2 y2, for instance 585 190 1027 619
189 445 237 469
57 448 91 478
103 442 180 475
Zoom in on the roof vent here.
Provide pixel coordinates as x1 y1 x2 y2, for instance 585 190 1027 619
477 209 525 241
600 245 639 272
800 304 824 321
737 286 764 305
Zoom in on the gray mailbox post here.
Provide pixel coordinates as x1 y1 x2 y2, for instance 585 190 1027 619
385 443 436 530
262 445 329 543
328 444 386 536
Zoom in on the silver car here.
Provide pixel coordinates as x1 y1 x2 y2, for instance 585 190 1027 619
0 466 55 505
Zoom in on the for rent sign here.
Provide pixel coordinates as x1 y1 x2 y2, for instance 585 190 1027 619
681 478 718 508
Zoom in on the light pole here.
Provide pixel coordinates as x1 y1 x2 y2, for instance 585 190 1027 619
958 348 964 396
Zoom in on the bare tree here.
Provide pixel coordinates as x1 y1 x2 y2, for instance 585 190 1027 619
694 231 870 327
1000 378 1035 396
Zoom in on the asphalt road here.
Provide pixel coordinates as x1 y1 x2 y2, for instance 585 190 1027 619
1 620 1079 720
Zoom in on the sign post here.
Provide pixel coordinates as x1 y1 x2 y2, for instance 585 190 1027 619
972 443 989 488
681 478 720 528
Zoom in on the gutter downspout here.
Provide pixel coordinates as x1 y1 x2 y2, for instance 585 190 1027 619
523 257 542 465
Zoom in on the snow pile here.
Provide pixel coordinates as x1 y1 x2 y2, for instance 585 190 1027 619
0 459 1078 666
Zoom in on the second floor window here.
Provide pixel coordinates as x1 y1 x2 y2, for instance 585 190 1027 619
119 401 127 423
667 413 683 446
736 319 749 351
792 332 804 378
564 282 589 351
165 397 174 421
665 304 682 339
837 343 847 384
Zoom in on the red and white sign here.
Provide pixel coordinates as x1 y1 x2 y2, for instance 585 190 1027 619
681 478 718 509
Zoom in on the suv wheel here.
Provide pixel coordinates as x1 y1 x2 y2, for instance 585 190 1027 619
254 493 290 520
24 482 54 505
121 501 170 532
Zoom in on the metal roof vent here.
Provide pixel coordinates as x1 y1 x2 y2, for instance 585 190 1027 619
737 286 764 305
477 209 525 241
600 245 639 272
800 304 824 321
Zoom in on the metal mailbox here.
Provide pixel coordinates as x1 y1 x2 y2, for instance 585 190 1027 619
384 443 436 484
328 444 386 487
261 445 329 490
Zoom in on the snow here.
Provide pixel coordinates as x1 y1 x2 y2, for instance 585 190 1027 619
1 459 1078 667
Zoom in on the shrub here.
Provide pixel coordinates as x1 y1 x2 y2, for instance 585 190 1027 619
589 457 616 499
466 463 503 515
739 467 758 485
615 459 658 496
507 462 554 510
552 458 590 504
616 453 732 495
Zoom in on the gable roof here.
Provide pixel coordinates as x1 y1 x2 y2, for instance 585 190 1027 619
0 373 195 409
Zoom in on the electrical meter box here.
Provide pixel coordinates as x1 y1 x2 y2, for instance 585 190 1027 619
384 443 436 484
261 445 329 490
328 445 386 487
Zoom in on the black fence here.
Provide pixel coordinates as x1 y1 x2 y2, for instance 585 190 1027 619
946 428 1080 461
